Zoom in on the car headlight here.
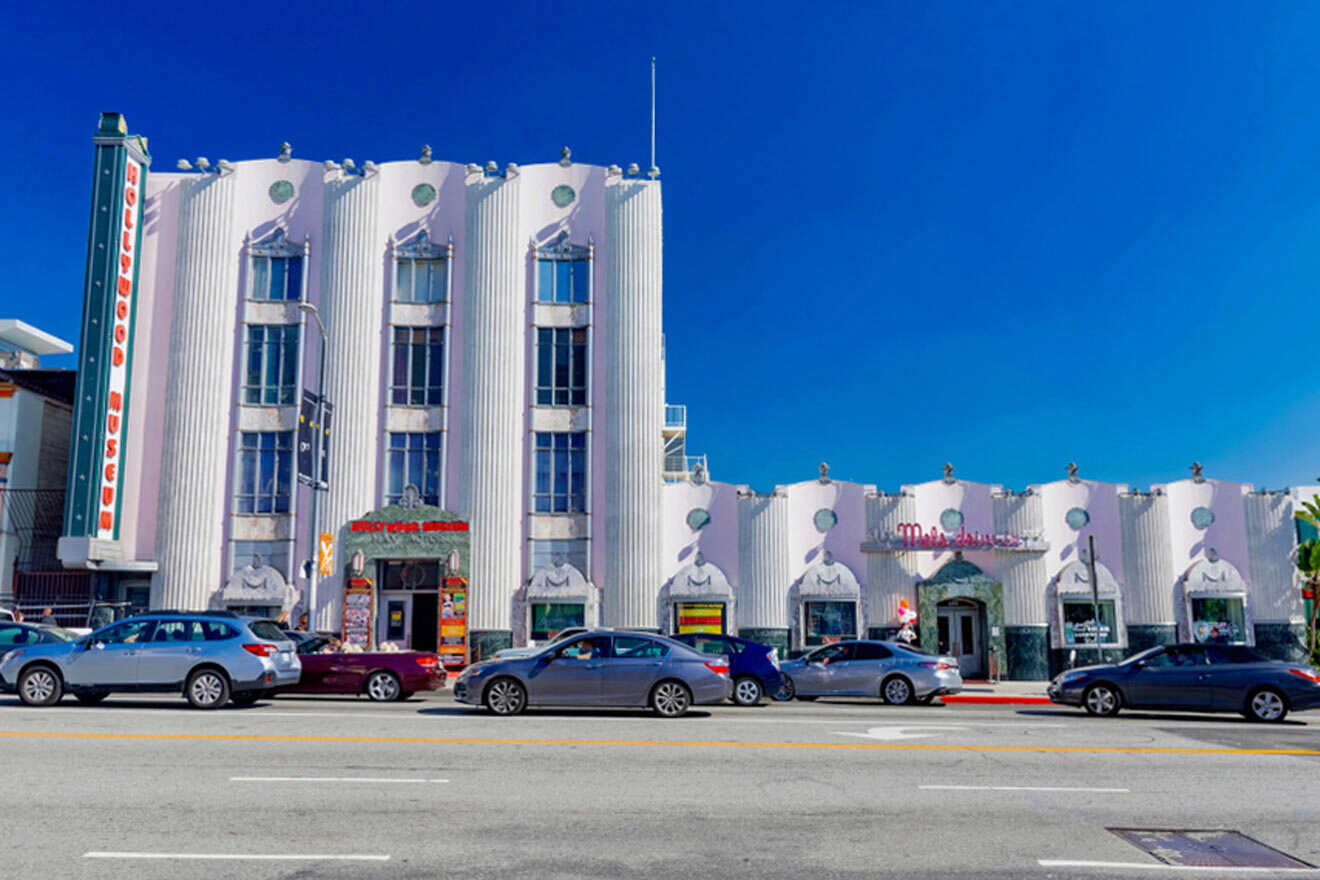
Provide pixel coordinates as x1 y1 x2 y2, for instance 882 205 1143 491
1061 670 1089 684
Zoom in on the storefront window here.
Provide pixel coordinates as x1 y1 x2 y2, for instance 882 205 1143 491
1190 595 1246 644
674 602 726 635
530 603 585 641
1062 599 1118 646
380 560 442 591
804 601 857 646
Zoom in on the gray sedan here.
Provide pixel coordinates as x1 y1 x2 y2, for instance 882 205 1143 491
454 630 732 717
776 640 963 704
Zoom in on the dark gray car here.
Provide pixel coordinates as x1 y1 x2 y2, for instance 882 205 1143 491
454 629 732 717
777 640 963 704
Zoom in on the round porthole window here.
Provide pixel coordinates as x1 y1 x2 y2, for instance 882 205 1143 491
1191 506 1215 529
940 508 964 531
686 508 711 531
551 184 576 208
411 183 436 207
268 180 294 204
1065 507 1090 530
813 508 838 531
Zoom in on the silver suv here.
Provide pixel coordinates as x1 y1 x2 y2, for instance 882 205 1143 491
0 611 300 709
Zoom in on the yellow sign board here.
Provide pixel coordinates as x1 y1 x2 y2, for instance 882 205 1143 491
317 532 334 576
676 602 725 635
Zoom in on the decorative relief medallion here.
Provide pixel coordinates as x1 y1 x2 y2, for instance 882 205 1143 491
686 508 711 531
268 180 295 204
813 508 838 531
1065 507 1090 530
939 508 965 531
1191 506 1215 529
551 184 576 208
411 183 436 207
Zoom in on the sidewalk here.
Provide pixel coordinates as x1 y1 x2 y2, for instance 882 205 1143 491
941 680 1052 705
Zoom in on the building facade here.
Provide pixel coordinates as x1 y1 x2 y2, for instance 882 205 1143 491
57 116 1312 675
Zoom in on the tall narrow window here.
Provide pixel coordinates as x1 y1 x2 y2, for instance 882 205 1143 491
391 327 445 405
534 432 586 513
387 432 441 506
248 229 304 301
394 230 449 303
235 432 293 514
243 325 300 405
535 327 587 406
535 234 590 303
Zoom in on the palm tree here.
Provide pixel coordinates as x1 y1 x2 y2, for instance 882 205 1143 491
1295 492 1320 662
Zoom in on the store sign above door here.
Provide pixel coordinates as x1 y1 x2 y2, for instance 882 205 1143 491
861 524 1048 553
350 520 470 534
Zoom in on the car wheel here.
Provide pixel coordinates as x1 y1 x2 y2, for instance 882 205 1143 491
229 691 261 707
365 671 402 702
74 692 109 705
18 665 62 707
485 677 527 715
732 676 763 706
1083 683 1121 717
651 680 693 717
772 676 796 702
882 675 916 705
1244 687 1288 723
186 668 230 710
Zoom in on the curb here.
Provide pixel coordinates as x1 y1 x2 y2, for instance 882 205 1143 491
940 695 1052 705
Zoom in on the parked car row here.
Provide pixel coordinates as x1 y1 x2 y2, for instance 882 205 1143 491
0 611 446 709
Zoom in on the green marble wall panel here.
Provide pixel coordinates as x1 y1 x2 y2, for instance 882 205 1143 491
739 627 789 659
1254 623 1308 663
1005 626 1048 681
469 629 512 663
1126 624 1176 654
916 558 1005 675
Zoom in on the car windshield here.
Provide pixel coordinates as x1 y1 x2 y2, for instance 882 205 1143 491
41 627 78 642
298 636 330 654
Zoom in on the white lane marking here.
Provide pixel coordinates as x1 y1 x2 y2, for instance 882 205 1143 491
84 852 390 861
921 784 1129 793
1038 861 1320 874
838 725 968 740
231 776 448 784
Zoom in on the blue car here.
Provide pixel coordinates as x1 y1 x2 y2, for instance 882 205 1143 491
673 633 783 706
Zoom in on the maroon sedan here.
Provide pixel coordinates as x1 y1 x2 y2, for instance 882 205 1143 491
277 634 446 701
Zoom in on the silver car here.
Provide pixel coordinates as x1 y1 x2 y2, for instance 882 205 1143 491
0 612 300 709
455 629 732 717
776 640 962 704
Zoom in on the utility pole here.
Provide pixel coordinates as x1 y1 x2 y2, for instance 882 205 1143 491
298 302 328 630
1086 534 1103 662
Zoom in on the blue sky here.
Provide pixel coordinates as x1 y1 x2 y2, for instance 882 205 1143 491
5 1 1319 493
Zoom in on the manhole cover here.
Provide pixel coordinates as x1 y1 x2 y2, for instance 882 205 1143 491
1109 828 1313 868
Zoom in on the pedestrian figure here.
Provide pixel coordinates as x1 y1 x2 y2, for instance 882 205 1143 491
40 608 57 627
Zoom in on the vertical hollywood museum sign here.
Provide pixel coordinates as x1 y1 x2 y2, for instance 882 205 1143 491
62 114 151 551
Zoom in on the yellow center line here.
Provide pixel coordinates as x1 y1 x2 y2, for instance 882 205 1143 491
0 730 1315 756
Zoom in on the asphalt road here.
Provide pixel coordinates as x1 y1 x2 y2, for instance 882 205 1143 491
1 691 1318 879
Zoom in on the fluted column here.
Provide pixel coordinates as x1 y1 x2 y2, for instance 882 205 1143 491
602 178 663 627
1245 493 1305 661
458 174 523 651
864 493 918 633
994 493 1046 627
154 172 238 610
737 492 791 655
315 172 383 630
1119 493 1176 651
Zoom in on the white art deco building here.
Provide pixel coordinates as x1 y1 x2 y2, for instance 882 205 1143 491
57 116 1314 676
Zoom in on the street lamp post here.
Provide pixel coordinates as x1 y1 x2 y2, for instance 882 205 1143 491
297 301 328 630
1085 534 1104 664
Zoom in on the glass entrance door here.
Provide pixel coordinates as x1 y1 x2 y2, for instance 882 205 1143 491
937 604 983 678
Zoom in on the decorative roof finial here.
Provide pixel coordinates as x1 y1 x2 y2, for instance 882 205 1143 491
419 144 432 165
626 162 640 176
560 146 572 167
690 461 707 486
1066 461 1080 483
942 462 955 484
1190 461 1205 483
485 160 498 174
818 461 830 484
278 142 291 162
